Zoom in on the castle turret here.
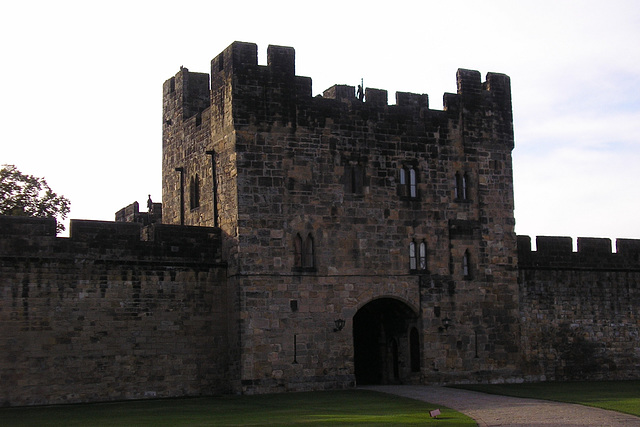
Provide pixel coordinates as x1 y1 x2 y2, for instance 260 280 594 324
162 67 212 227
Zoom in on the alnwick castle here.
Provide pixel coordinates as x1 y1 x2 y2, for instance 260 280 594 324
1 42 639 406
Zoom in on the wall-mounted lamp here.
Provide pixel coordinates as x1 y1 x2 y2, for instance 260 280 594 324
333 318 346 332
438 317 452 332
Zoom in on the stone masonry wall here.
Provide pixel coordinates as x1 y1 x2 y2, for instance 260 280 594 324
518 235 640 381
228 44 519 390
0 216 231 406
162 68 212 228
162 42 521 392
232 274 421 394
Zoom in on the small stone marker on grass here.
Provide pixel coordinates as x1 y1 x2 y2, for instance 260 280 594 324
430 408 441 418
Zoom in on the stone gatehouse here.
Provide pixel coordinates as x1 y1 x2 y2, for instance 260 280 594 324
0 41 638 406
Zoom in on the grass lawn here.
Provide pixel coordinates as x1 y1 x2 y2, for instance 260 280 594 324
453 380 640 417
0 390 475 426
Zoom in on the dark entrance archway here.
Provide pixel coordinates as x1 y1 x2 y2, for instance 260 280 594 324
353 298 419 385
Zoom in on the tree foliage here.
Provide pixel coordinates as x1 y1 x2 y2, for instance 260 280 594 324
0 164 71 233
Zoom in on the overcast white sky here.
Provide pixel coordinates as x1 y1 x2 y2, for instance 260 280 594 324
2 1 639 246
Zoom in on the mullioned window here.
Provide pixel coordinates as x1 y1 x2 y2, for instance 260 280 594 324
399 165 418 199
409 239 427 272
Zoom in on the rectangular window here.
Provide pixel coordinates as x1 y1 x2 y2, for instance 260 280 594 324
410 240 427 272
409 168 417 198
409 241 417 270
419 241 427 270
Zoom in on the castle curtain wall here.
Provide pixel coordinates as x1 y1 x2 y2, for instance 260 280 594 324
518 236 640 380
0 217 231 406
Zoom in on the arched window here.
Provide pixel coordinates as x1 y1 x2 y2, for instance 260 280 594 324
419 241 427 271
345 161 365 194
294 234 303 268
189 174 200 209
463 250 471 278
409 240 417 270
303 234 314 268
294 233 315 271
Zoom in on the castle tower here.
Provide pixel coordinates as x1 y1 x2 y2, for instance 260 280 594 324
162 41 519 393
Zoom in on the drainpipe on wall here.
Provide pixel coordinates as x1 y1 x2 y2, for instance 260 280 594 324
205 151 219 227
175 167 184 225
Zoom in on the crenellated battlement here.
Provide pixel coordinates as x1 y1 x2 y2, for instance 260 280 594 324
0 216 224 264
517 235 640 270
455 69 511 99
163 41 513 140
163 67 210 122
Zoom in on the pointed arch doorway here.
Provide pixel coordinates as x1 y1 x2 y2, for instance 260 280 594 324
353 298 420 385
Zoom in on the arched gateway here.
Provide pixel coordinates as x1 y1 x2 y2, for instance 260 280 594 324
353 298 420 385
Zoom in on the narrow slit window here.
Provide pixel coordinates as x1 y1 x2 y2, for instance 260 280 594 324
189 174 200 209
462 173 468 200
294 234 303 268
303 234 315 268
455 171 469 201
463 250 471 278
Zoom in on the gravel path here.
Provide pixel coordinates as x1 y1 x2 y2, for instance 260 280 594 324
363 385 640 426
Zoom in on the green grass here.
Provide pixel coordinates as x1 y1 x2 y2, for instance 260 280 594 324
0 390 475 426
453 380 640 417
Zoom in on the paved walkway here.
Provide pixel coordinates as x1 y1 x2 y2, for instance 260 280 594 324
363 385 640 426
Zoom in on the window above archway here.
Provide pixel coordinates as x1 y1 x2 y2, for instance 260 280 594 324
293 232 316 272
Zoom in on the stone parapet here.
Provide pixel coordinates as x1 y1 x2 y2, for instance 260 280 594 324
518 235 640 271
